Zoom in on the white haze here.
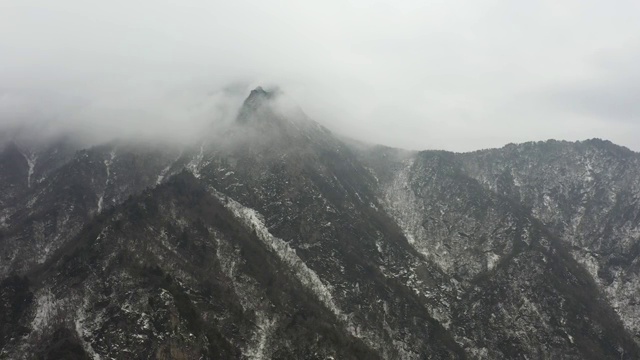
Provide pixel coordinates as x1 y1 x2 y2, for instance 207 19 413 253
1 0 639 151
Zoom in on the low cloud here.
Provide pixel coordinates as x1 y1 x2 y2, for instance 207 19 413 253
546 46 640 124
1 0 640 151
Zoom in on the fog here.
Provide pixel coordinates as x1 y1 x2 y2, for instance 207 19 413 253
2 1 639 151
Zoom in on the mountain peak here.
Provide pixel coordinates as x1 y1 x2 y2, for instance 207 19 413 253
246 86 278 103
236 86 281 124
249 86 270 97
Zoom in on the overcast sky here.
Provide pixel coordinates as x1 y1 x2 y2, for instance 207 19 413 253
1 0 639 151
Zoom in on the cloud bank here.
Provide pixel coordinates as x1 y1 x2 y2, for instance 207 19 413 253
1 0 639 151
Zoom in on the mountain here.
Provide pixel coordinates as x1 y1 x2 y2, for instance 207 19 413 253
1 88 639 359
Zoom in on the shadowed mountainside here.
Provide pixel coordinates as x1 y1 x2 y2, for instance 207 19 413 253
1 88 639 359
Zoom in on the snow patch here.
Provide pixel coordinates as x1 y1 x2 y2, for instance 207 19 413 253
245 316 277 360
487 252 500 270
98 150 116 213
26 154 37 188
32 289 58 332
156 152 182 185
105 150 115 178
575 252 599 279
97 196 104 213
187 144 205 179
19 149 37 188
75 299 102 360
156 164 172 185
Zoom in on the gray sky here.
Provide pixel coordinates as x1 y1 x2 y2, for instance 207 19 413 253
1 0 639 151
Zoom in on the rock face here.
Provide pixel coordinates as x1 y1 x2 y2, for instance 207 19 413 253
1 88 639 359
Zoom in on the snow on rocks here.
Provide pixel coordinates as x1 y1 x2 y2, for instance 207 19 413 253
187 144 205 179
17 147 37 188
26 154 37 188
75 299 102 360
217 192 343 318
212 228 277 359
208 187 411 357
98 150 116 213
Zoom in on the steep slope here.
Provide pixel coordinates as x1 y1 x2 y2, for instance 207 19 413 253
0 141 185 276
356 146 640 358
0 136 79 212
1 172 377 359
0 142 30 208
2 89 468 358
192 89 466 358
458 140 640 339
2 87 640 359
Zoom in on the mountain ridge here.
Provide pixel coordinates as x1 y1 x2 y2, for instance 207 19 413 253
1 88 639 359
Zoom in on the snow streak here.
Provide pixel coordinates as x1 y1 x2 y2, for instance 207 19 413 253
187 144 205 179
26 154 37 188
382 158 427 254
157 152 182 185
156 163 172 185
209 188 402 356
98 150 116 213
75 299 102 360
18 149 37 188
221 195 343 318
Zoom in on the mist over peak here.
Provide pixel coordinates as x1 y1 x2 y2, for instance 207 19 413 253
2 1 639 151
247 86 279 101
236 86 278 123
0 82 256 147
3 3 640 359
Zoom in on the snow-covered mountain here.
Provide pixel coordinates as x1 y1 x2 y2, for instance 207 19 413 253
1 88 639 359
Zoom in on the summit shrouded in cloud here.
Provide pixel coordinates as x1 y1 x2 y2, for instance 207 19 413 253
1 0 640 151
3 3 640 358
